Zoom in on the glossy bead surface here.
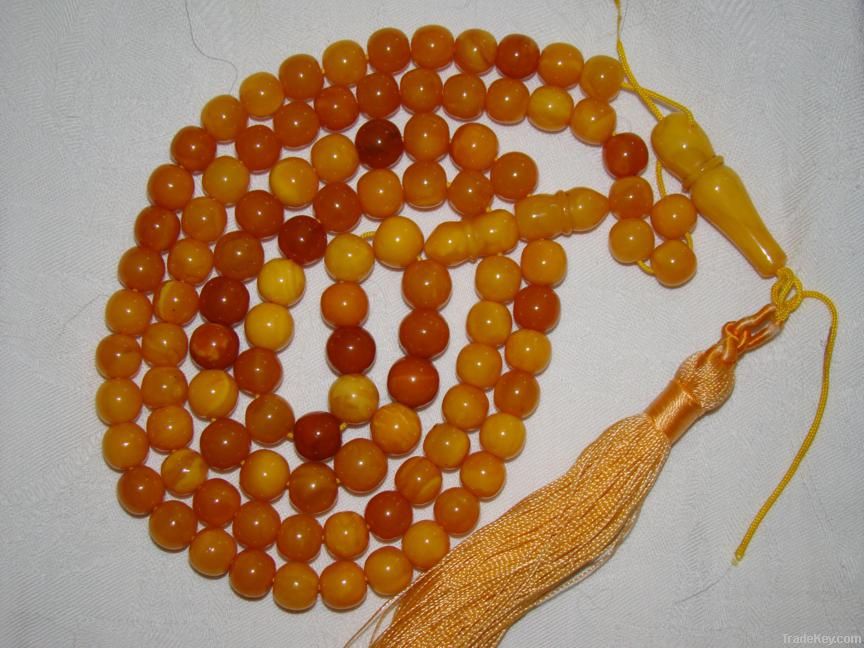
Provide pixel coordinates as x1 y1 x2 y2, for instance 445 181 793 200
320 561 367 610
245 302 294 351
102 422 148 470
570 98 616 145
311 133 360 183
149 500 197 551
153 280 199 325
495 34 540 79
609 176 654 220
580 55 624 102
402 520 449 571
322 40 367 86
423 423 470 470
171 126 217 173
485 78 529 124
199 277 249 326
235 124 281 172
442 73 486 120
538 42 583 87
367 28 411 73
96 334 142 379
456 343 503 390
357 72 401 118
270 157 319 208
650 194 697 239
117 465 164 516
167 238 214 285
278 54 324 100
387 356 439 409
395 456 442 505
329 374 379 424
139 368 184 411
603 133 649 179
479 412 526 459
148 164 194 211
118 246 164 293
278 215 327 266
230 549 276 599
202 156 250 206
313 182 362 233
454 28 497 74
504 328 552 374
370 403 421 455
326 326 376 375
460 451 506 499
239 71 284 118
357 169 403 219
187 370 238 420
466 301 513 347
246 393 295 446
213 231 264 281
411 25 454 69
320 282 368 328
334 438 387 493
325 233 374 282
475 255 521 302
324 511 369 559
447 169 493 217
355 119 403 169
402 260 451 310
277 513 324 562
161 448 208 496
189 528 237 577
450 123 498 171
257 258 306 306
273 101 320 147
442 384 489 431
434 487 480 534
273 562 319 611
513 285 560 332
403 113 449 162
193 478 241 527
399 309 449 359
233 347 282 395
528 85 574 132
490 152 538 202
364 490 413 541
201 94 248 143
400 68 443 113
493 370 540 418
189 322 239 370
135 206 180 252
105 289 152 336
374 216 424 268
402 161 447 210
235 190 284 239
199 417 250 470
96 378 142 424
232 500 281 549
239 449 290 501
314 86 360 131
520 239 567 286
609 218 655 264
293 411 342 461
288 462 338 515
147 405 193 452
650 239 697 287
365 547 413 596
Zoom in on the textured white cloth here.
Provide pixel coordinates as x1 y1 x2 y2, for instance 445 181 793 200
1 1 862 646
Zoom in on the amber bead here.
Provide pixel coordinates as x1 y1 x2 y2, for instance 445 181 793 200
96 334 141 379
466 300 513 347
513 285 560 332
450 123 498 171
322 40 367 86
403 113 450 162
460 451 506 499
293 411 342 461
273 562 319 611
199 276 249 326
153 280 199 325
475 255 521 303
96 378 142 424
201 95 248 143
365 547 413 596
213 232 264 282
402 260 451 310
447 169 493 217
364 28 408 73
232 500 281 549
370 403 421 455
442 73 486 120
189 527 237 577
234 347 282 395
434 487 480 534
118 246 164 293
398 309 449 359
329 374 379 424
235 124 281 172
199 417 250 470
456 342 503 390
245 303 293 353
270 157 319 208
580 55 624 102
246 393 294 446
326 327 376 375
402 520 449 571
520 239 567 286
451 28 495 74
387 356 439 409
167 238 214 285
258 258 307 306
149 500 197 551
102 422 148 470
193 478 241 527
170 125 217 174
141 366 187 409
117 465 164 516
230 549 276 599
650 194 697 239
650 240 697 287
239 72 284 118
494 370 540 418
147 405 193 452
357 72 401 119
402 161 447 210
374 216 424 268
357 169 403 219
334 438 387 493
538 42 584 87
395 456 442 506
362 491 411 542
161 448 208 496
277 513 323 562
325 233 374 282
187 370 238 420
240 449 290 501
148 164 194 211
105 288 152 336
479 412 526 460
273 101 320 148
609 176 654 220
423 423 470 470
278 215 327 265
288 462 338 515
485 78 530 124
410 24 453 69
324 511 369 560
609 218 654 264
313 182 362 233
314 86 360 131
490 152 538 202
311 133 360 184
355 119 403 169
603 133 649 179
528 85 574 132
278 54 324 101
203 156 250 206
320 561 367 610
442 384 488 431
135 206 180 253
505 328 551 374
320 282 368 328
400 68 443 113
496 34 540 79
189 323 238 370
570 98 616 146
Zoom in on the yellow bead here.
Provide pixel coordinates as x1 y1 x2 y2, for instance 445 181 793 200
96 378 142 425
187 369 238 419
527 85 574 132
650 193 697 240
460 451 506 498
329 374 379 425
650 239 697 288
466 300 513 347
257 258 306 306
273 562 319 611
520 239 567 286
580 55 623 102
504 329 551 374
325 233 375 282
442 384 488 431
570 98 616 145
324 511 369 560
161 448 208 496
374 216 424 268
401 520 450 571
456 343 502 390
239 449 290 501
423 221 470 267
423 423 470 470
609 218 655 264
538 42 584 88
474 255 521 303
479 413 526 460
202 156 250 206
470 210 520 258
244 302 294 351
311 133 359 183
239 71 284 118
320 560 367 610
364 546 413 596
269 157 319 208
371 403 422 455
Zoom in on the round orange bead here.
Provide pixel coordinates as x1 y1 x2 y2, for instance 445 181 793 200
239 449 290 501
117 465 164 516
239 72 284 118
232 500 281 549
334 438 387 493
395 456 442 506
434 486 480 534
513 285 560 332
442 383 489 431
147 405 193 452
603 133 649 179
490 152 538 202
148 164 194 211
454 29 497 74
609 218 655 264
357 169 403 219
200 418 250 470
495 33 540 79
105 289 152 336
167 238 214 285
153 280 199 325
235 190 284 239
400 68 443 113
329 374 379 424
650 194 697 239
324 511 369 560
447 169 494 217
423 423 470 470
269 157 319 208
161 448 208 496
442 73 486 120
235 124 281 172
193 478 241 528
189 528 237 577
460 451 506 499
273 101 320 147
388 356 439 409
580 55 624 102
135 206 180 252
370 403 422 455
401 520 449 571
96 334 142 379
570 98 617 145
450 123 498 171
402 161 447 210
311 133 360 183
364 547 413 596
322 40 367 87
411 25 454 70
609 176 654 219
141 322 187 367
485 78 529 124
201 94 248 143
314 86 360 131
479 412 526 460
246 393 294 445
367 28 411 74
466 300 513 347
277 513 323 562
149 500 197 551
364 490 413 541
102 422 148 470
538 42 584 87
288 462 339 515
520 239 567 286
187 369 238 419
475 255 521 303
230 549 276 599
319 561 367 610
273 562 319 611
527 85 574 132
96 378 142 424
456 343 503 390
650 240 697 288
504 328 552 374
402 260 452 310
278 54 324 101
399 309 450 359
171 126 217 174
357 72 401 118
493 370 540 418
118 246 164 293
202 156 250 206
140 366 187 409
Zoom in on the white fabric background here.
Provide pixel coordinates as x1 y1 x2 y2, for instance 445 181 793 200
1 0 862 646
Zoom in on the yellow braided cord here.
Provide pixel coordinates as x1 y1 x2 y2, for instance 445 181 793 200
733 268 839 563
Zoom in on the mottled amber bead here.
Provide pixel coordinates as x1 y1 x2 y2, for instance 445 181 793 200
322 40 367 86
395 456 442 505
189 527 237 577
538 42 583 87
355 119 403 169
494 370 540 418
450 123 498 171
235 124 281 172
496 34 540 79
403 161 447 210
96 378 142 424
320 282 368 328
357 169 403 219
466 301 512 347
199 276 249 326
570 98 616 146
442 384 489 431
270 157 318 208
367 28 411 73
447 169 494 217
203 156 250 206
650 194 697 239
135 206 180 253
434 487 480 534
193 478 241 527
244 302 294 351
147 405 193 452
278 54 324 101
148 164 194 211
320 560 367 610
149 500 197 551
513 285 560 332
475 255 521 303
153 280 199 326
442 73 486 120
402 520 449 571
489 154 537 205
603 133 649 179
325 233 374 282
293 411 342 461
364 490 413 541
324 511 369 560
485 78 530 124
118 246 164 293
277 513 323 562
520 239 567 286
399 309 449 359
326 326 376 375
105 289 152 336
102 422 148 470
96 334 141 379
400 68 443 113
171 126 217 174
505 328 552 374
479 412 526 460
289 462 338 515
374 216 424 268
273 562 319 611
357 72 401 119
314 86 359 131
234 347 282 395
388 356 439 409
199 417 250 470
453 28 496 74
201 94 248 143
456 343 503 390
239 71 284 118
246 393 294 446
402 260 451 310
311 133 360 184
334 438 387 493
460 451 506 499
403 112 449 162
230 549 276 599
187 369 238 420
240 449 290 501
117 465 164 516
580 55 624 102
528 85 574 132
257 258 306 306
650 240 697 287
167 238 214 285
423 423 470 470
214 232 265 282
329 374 379 424
161 448 208 496
313 182 362 233
232 500 281 549
273 101 320 148
278 215 327 266
609 176 654 220
514 188 610 240
609 218 654 264
370 403 421 456
365 547 413 596
189 322 239 370
411 25 454 69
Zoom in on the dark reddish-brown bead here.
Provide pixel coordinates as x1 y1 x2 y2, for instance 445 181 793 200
235 190 284 239
293 411 343 461
171 126 217 173
135 206 181 253
314 86 360 131
213 231 265 281
199 276 249 326
193 477 241 527
273 101 320 148
388 356 439 408
312 182 362 233
235 125 281 172
278 215 327 265
495 34 541 79
602 132 649 179
364 490 413 541
245 393 295 445
513 285 560 332
354 119 403 169
356 72 401 119
233 347 282 395
398 309 449 358
200 418 251 470
447 169 494 217
189 322 240 369
326 327 376 374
